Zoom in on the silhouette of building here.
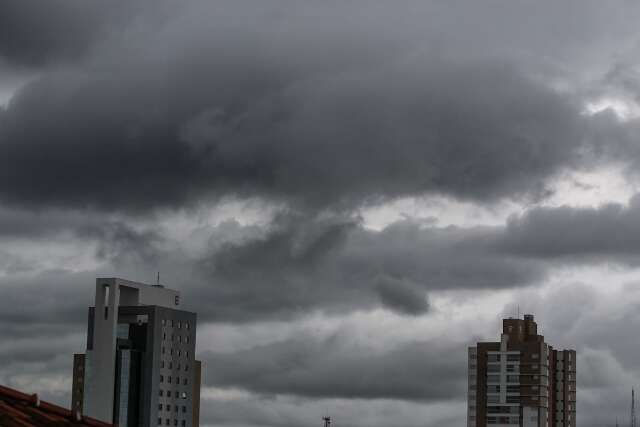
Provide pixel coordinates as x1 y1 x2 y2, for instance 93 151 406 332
72 278 201 427
468 314 576 427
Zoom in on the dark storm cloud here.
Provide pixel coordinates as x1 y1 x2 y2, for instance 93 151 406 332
203 333 465 401
185 214 541 321
0 0 595 213
499 195 640 260
0 0 138 66
0 270 97 326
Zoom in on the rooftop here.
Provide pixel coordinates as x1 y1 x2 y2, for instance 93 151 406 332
0 384 113 427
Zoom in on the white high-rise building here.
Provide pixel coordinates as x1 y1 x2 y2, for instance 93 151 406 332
72 278 201 427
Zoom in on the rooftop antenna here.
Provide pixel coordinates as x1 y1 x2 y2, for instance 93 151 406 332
631 388 636 427
153 271 164 288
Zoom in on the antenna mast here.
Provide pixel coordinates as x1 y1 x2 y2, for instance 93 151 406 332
632 388 636 427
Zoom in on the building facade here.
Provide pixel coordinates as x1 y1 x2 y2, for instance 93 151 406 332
467 314 576 427
72 278 201 427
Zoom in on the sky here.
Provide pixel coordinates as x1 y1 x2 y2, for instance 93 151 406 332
2 0 640 426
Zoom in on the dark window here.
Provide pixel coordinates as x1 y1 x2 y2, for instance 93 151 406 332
182 421 186 427
159 390 163 397
182 406 186 413
158 418 162 425
166 419 170 426
159 404 163 410
160 375 164 383
167 405 171 411
168 391 172 397
178 321 181 329
168 376 172 384
183 378 188 385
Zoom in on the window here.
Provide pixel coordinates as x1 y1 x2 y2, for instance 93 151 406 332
182 421 186 427
169 362 173 369
177 363 181 370
160 375 164 383
162 319 166 326
168 391 172 397
168 376 172 384
159 390 163 397
163 333 166 341
167 405 171 411
166 420 170 426
178 350 181 357
181 392 187 399
162 347 165 354
179 335 182 343
183 378 188 385
182 406 186 413
186 322 190 330
161 361 165 369
186 336 189 344
170 348 174 355
185 364 189 372
175 406 178 413
175 376 179 384
174 420 178 426
159 404 163 410
178 321 181 329
186 351 189 359
158 418 162 425
170 320 174 327
532 354 539 359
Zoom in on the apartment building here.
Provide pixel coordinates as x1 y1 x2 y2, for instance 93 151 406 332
468 314 576 427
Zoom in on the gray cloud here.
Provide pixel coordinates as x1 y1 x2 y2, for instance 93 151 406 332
183 214 541 321
499 195 640 260
0 0 140 66
0 0 602 214
203 333 465 401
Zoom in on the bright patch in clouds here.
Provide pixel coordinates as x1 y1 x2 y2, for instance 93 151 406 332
584 96 640 121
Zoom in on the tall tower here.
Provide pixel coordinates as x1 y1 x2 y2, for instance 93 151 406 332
71 278 201 427
467 314 576 427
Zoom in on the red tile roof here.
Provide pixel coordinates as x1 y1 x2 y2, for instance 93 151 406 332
0 384 113 427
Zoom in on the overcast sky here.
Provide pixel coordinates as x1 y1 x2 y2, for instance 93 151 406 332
2 1 640 426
